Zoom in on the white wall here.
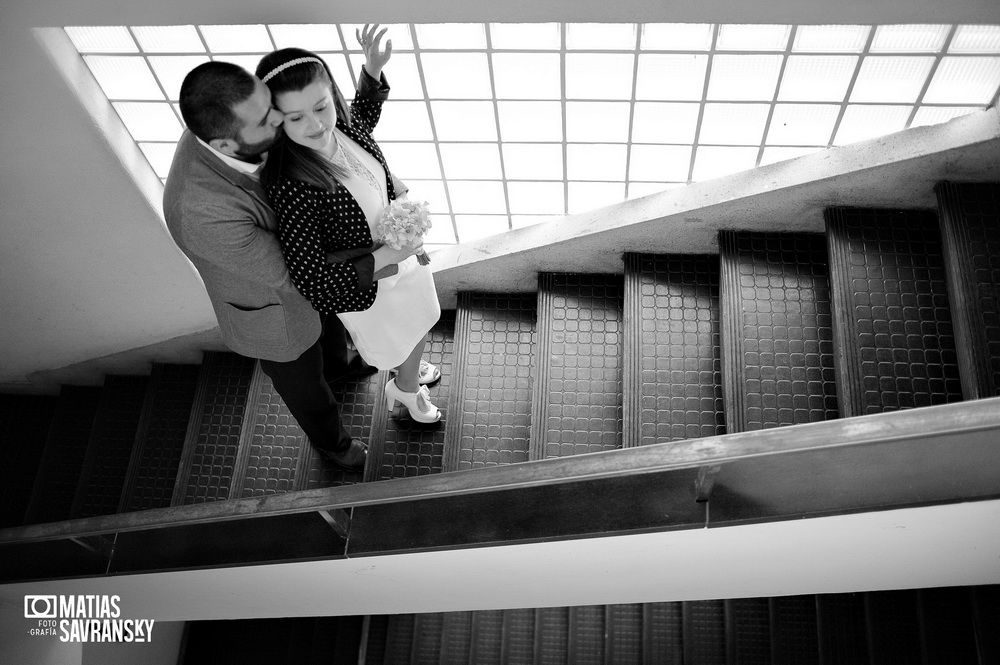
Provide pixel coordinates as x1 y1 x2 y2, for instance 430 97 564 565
0 599 83 665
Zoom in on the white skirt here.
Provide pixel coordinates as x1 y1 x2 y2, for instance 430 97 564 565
338 255 441 370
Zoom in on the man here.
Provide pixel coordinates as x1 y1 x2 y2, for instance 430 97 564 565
162 61 369 471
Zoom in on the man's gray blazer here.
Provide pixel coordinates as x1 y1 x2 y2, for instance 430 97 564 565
163 131 321 362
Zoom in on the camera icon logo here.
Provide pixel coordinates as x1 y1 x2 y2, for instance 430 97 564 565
24 595 57 619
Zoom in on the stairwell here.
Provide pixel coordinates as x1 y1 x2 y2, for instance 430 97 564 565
1 182 1000 662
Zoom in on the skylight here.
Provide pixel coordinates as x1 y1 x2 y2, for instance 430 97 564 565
65 22 1000 247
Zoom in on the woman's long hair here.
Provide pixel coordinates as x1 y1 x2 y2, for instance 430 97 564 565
256 48 352 191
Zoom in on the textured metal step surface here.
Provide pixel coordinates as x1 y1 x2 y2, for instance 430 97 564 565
412 612 445 664
445 293 536 471
623 253 724 447
536 607 570 665
726 598 770 665
24 386 102 524
470 610 503 665
684 600 725 665
568 605 605 665
532 273 624 459
935 181 1000 399
771 595 820 665
121 364 199 512
72 375 149 519
719 231 838 432
235 364 310 497
305 369 387 490
0 394 56 527
817 593 868 665
645 602 683 663
382 614 415 665
919 587 980 665
826 208 963 417
373 311 455 481
358 587 999 664
504 609 536 665
440 611 473 665
363 615 390 665
174 352 256 505
607 604 642 664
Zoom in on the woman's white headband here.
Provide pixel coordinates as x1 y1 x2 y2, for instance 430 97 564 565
260 57 324 84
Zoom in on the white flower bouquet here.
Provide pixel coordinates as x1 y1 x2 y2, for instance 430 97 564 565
374 199 432 265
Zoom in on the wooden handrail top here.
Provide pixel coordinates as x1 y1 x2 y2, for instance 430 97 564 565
2 397 998 546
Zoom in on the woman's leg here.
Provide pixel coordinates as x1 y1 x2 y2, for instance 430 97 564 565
393 335 427 393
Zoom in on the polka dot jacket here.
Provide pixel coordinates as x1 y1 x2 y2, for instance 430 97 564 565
266 70 397 316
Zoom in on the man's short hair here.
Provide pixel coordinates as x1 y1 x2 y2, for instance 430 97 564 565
179 61 257 143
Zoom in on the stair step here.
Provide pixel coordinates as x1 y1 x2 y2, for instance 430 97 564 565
445 293 536 472
623 253 724 447
771 595 820 665
725 597 770 664
935 181 1000 399
504 609 536 664
532 273 624 459
470 609 504 664
314 368 388 489
0 394 57 527
719 231 839 432
439 612 473 665
865 589 922 663
825 208 963 416
383 614 416 665
233 363 313 497
568 605 605 664
173 351 256 505
24 385 102 524
120 363 201 512
816 593 868 665
372 311 455 481
973 586 1000 663
607 604 642 664
412 612 445 663
683 600 725 665
536 607 570 665
919 587 980 665
645 602 683 662
363 615 390 665
71 374 149 518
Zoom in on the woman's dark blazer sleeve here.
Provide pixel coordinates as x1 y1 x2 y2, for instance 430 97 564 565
269 180 378 315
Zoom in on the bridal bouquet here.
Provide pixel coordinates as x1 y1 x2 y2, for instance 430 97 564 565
374 198 433 265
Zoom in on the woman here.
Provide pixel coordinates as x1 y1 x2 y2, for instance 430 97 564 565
257 26 442 423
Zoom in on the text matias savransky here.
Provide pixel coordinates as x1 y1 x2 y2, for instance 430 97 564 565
24 594 155 643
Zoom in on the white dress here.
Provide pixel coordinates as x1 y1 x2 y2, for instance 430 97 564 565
331 128 441 370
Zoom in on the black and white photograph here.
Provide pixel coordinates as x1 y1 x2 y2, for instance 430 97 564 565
2 0 999 662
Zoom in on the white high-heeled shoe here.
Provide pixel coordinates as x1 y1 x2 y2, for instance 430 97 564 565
384 378 441 423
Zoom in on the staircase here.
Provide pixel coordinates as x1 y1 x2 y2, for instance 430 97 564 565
356 589 1000 665
1 182 1000 660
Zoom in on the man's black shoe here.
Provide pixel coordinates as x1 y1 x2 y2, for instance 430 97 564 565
316 439 368 472
327 357 379 384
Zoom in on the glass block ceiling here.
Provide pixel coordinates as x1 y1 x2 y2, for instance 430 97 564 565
66 22 1000 247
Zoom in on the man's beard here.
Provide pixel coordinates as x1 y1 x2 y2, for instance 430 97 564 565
234 131 281 160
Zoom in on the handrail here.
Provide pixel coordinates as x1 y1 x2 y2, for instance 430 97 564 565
2 397 999 546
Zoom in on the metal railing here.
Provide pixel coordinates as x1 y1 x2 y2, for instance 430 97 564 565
2 397 999 582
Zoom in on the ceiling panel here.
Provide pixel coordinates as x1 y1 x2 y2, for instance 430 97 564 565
70 21 1000 244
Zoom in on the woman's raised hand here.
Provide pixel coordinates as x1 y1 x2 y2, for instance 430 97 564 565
358 24 391 81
